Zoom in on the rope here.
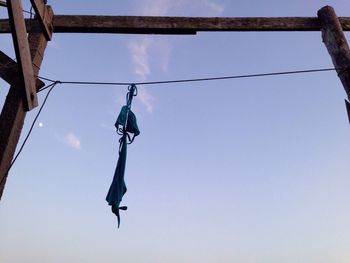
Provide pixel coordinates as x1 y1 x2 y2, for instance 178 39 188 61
4 66 339 177
37 67 338 87
2 81 59 180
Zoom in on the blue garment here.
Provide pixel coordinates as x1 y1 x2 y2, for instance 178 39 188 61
106 134 128 227
106 85 139 227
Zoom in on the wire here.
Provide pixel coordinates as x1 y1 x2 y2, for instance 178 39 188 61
29 6 34 19
23 9 33 15
0 1 35 16
38 80 61 92
3 66 339 179
37 67 338 87
2 81 59 181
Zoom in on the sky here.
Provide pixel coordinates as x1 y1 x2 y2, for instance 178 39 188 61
1 0 350 262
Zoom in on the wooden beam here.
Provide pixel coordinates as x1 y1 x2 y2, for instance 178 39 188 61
318 6 350 122
51 15 350 33
33 16 350 33
7 0 37 111
0 51 20 86
0 6 54 200
0 50 45 89
0 15 350 34
30 0 53 40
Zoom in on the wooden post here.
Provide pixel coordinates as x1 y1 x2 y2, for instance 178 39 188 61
0 6 54 200
318 6 350 122
7 0 38 111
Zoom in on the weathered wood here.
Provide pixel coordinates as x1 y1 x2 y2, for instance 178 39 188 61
0 51 45 89
318 5 350 119
0 7 54 200
30 0 53 40
7 0 37 111
0 19 41 33
0 16 350 34
51 15 350 33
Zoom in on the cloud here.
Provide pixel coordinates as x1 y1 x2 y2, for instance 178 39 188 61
138 0 224 16
140 0 174 16
137 87 155 113
128 38 152 80
64 133 81 150
127 0 175 81
128 0 225 80
128 37 159 113
127 0 224 113
128 37 172 80
204 0 224 15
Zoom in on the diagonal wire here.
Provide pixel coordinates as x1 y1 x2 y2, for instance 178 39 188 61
2 81 59 180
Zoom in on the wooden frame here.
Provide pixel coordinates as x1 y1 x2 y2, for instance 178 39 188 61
0 4 349 200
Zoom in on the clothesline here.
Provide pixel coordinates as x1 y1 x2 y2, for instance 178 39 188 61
6 66 340 177
37 67 339 92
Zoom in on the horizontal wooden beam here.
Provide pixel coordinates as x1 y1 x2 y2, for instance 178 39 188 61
1 15 350 34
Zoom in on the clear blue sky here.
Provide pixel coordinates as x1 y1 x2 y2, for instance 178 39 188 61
1 1 350 262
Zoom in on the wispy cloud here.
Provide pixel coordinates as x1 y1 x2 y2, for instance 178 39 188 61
128 38 152 80
140 0 174 16
128 37 172 80
127 38 156 113
138 0 224 16
64 132 81 150
138 87 155 113
128 0 174 83
203 0 224 15
127 0 224 113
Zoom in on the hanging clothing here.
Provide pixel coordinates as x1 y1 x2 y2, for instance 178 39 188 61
106 84 140 227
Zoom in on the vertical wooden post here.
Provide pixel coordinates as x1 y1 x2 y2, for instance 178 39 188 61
318 6 350 122
0 7 54 200
7 0 38 111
